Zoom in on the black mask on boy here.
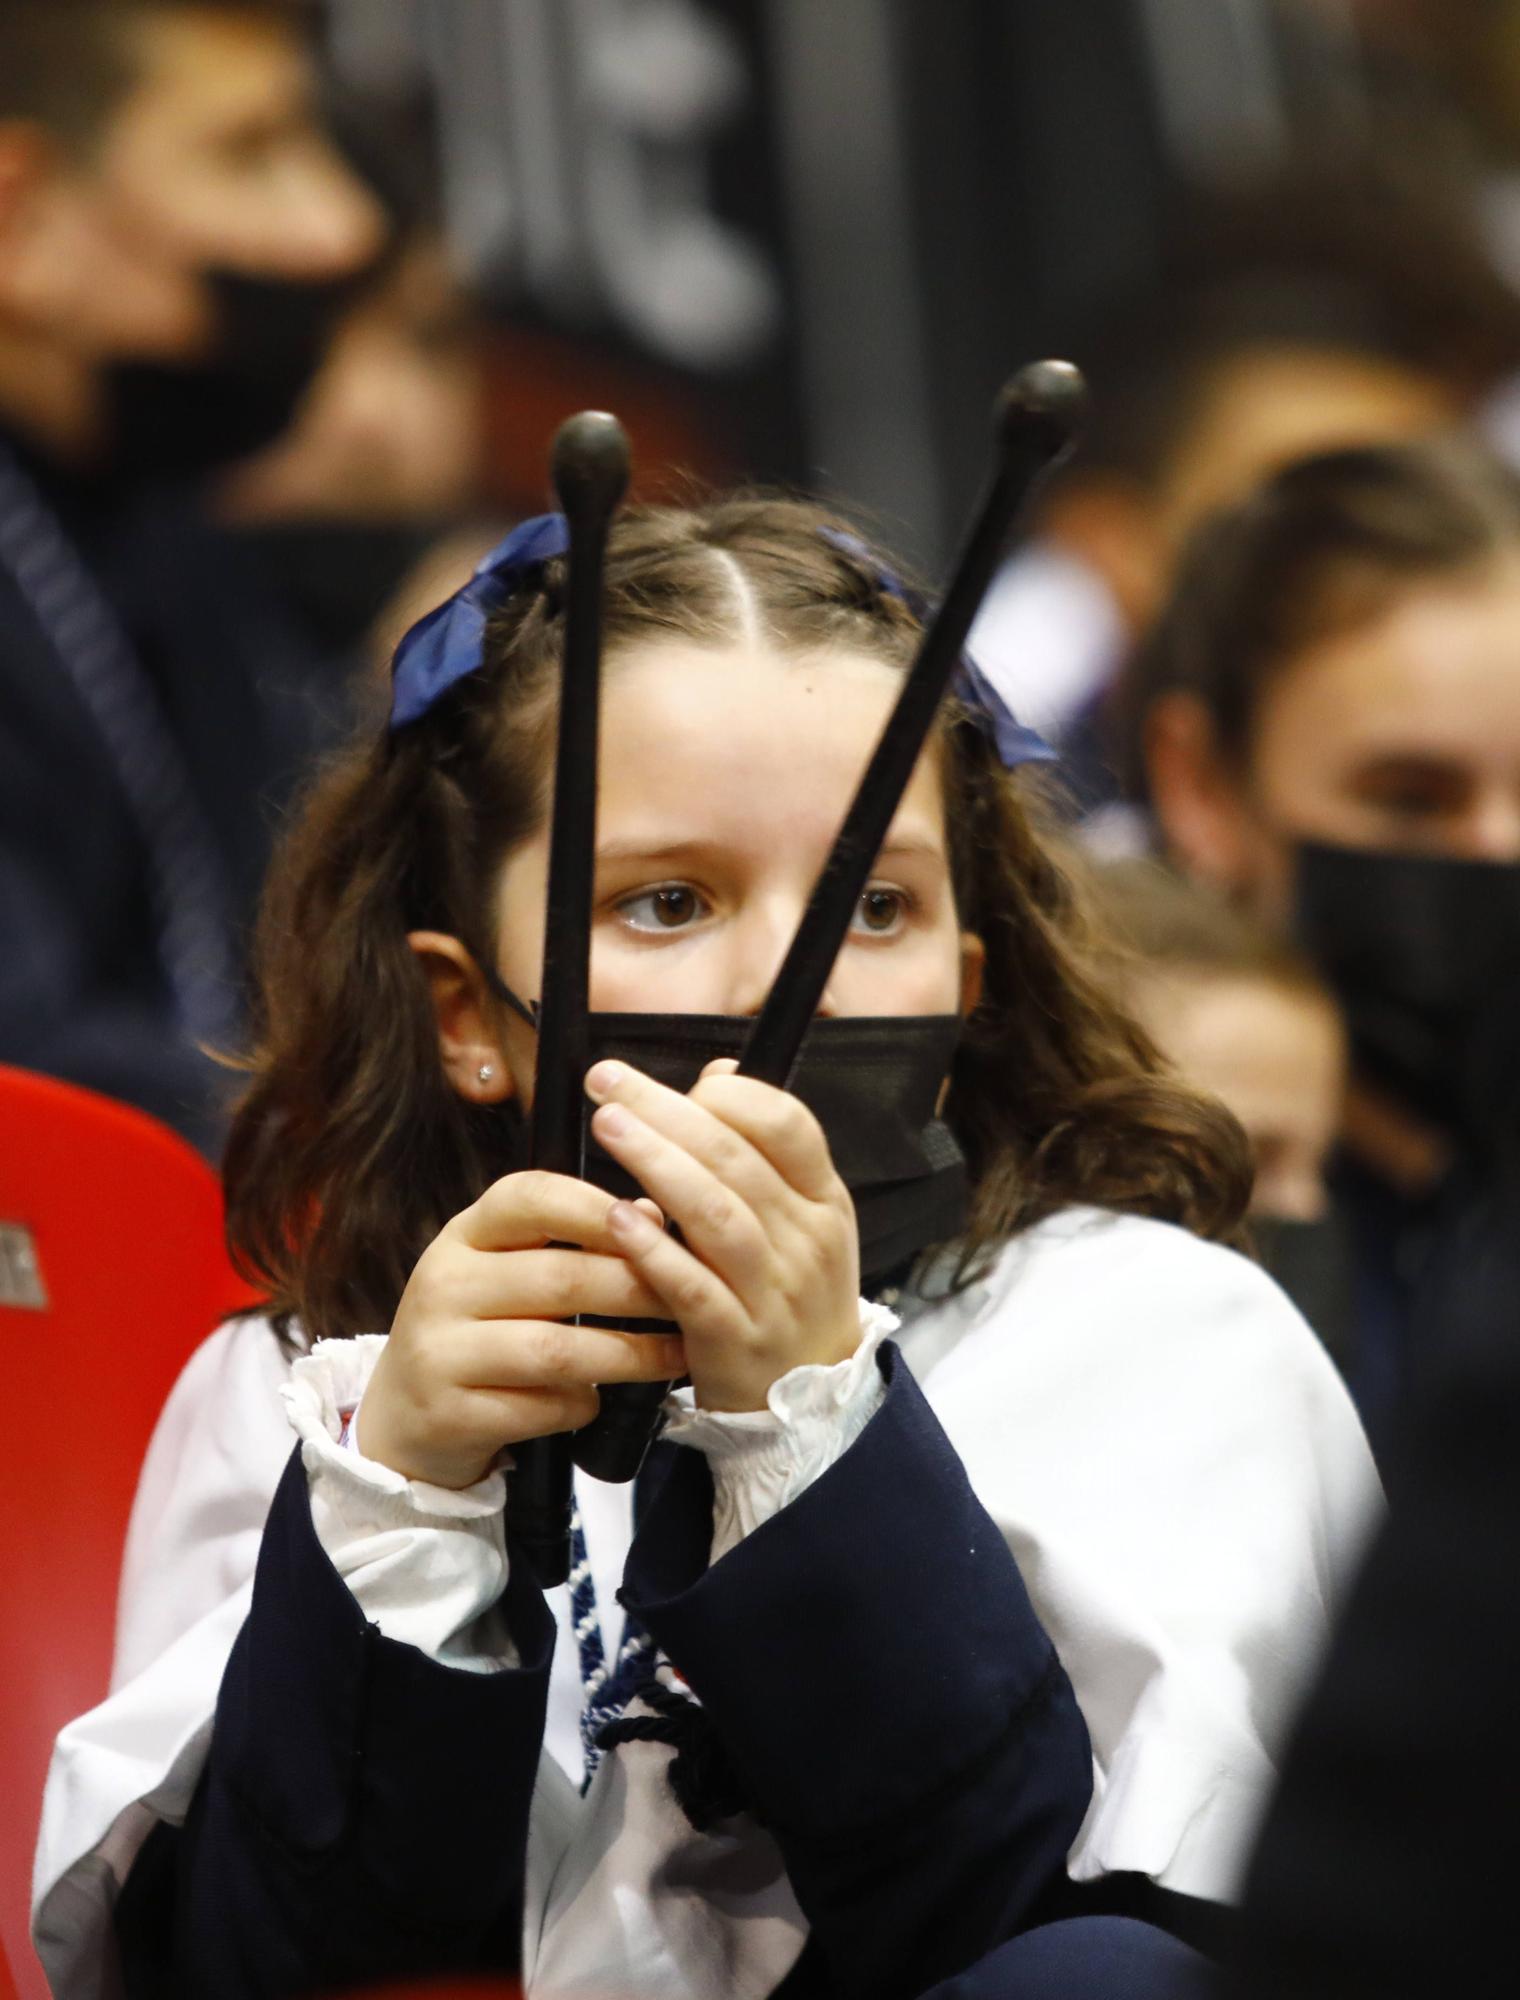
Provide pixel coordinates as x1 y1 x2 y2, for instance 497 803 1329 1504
1292 840 1520 1156
1252 1211 1359 1373
103 269 355 484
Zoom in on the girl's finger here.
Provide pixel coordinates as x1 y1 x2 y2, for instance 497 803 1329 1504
605 1200 749 1346
455 1244 669 1327
590 1101 772 1299
456 1170 634 1254
456 1381 603 1447
585 1061 793 1219
454 1318 687 1390
687 1071 840 1202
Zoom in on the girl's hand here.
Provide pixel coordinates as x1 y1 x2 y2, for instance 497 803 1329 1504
359 1172 685 1489
586 1058 861 1412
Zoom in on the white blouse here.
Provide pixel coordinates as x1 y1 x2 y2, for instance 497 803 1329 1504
33 1205 1381 1999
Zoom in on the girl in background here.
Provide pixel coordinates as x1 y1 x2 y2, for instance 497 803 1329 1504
1131 436 1520 1450
1085 857 1353 1365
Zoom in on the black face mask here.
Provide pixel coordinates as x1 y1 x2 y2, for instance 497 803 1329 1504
103 269 355 485
1252 1211 1360 1374
1293 839 1520 1158
483 1007 970 1480
580 1011 970 1291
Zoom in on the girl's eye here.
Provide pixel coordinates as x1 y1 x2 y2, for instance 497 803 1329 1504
616 884 708 933
1350 758 1470 824
853 886 909 935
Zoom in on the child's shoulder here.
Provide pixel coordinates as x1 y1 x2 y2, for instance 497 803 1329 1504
911 1205 1378 1539
996 1202 1300 1325
168 1307 300 1401
916 1203 1349 1413
143 1310 304 1473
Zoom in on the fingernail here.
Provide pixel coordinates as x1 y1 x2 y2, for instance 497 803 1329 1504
595 1103 629 1141
585 1060 626 1101
608 1197 643 1235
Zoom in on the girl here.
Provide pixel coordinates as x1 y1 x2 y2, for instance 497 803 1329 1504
1083 858 1354 1363
36 495 1375 1998
1129 435 1520 1450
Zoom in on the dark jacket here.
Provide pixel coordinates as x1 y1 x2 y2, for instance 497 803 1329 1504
0 437 350 1151
1230 1185 1520 1998
115 1345 1095 1999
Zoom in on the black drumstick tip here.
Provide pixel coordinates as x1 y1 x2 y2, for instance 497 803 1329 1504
994 360 1089 465
551 410 632 520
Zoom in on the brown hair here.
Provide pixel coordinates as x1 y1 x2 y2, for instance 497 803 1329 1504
1119 433 1520 794
0 1 313 152
225 495 1251 1344
1085 857 1330 1002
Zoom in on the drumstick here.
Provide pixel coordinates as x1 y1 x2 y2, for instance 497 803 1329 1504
509 410 630 1591
739 360 1086 1086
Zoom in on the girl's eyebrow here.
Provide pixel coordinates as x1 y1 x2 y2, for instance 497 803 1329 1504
878 833 948 865
595 837 718 865
595 832 947 867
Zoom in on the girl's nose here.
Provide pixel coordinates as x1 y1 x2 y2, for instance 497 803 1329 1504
1463 782 1520 863
724 904 838 1019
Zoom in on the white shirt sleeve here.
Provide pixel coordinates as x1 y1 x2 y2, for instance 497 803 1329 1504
281 1336 516 1671
661 1298 897 1561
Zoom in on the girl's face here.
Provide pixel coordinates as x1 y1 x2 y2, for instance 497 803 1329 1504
1130 970 1345 1221
1154 553 1520 921
484 640 984 1104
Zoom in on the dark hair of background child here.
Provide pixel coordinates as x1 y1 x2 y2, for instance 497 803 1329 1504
1116 434 1520 802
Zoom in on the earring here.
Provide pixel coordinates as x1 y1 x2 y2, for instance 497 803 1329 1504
477 1063 495 1086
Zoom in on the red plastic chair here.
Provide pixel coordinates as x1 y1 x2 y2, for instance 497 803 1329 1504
0 1067 255 1999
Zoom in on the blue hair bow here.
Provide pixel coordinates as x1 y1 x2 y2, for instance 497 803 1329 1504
389 512 569 729
817 526 1056 771
390 510 1057 775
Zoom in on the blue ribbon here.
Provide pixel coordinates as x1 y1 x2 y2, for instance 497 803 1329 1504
389 511 569 729
817 526 1056 771
389 509 1056 773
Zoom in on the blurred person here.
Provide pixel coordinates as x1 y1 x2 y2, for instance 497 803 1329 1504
0 0 385 1149
1129 435 1520 1454
1086 858 1354 1364
971 170 1520 828
1223 1154 1520 2000
216 231 491 666
220 232 484 530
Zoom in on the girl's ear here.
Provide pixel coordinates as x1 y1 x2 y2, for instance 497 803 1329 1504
1144 691 1261 895
407 931 515 1103
958 931 986 1017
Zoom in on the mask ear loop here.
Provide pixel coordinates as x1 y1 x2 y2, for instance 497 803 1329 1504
739 360 1087 1088
508 411 630 1591
480 964 539 1030
568 362 1088 1496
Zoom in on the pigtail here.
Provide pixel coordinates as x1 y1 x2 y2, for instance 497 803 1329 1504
224 732 522 1346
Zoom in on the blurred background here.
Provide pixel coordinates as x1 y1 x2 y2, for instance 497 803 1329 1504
307 0 1520 558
